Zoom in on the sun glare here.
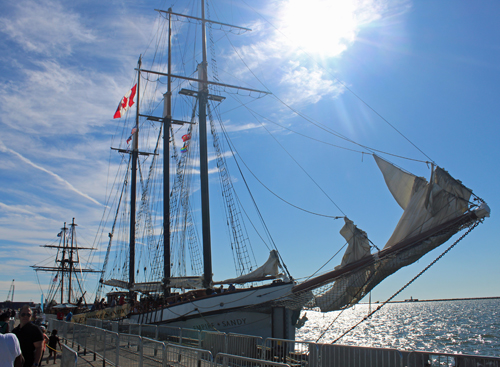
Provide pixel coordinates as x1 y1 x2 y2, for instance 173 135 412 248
278 0 364 58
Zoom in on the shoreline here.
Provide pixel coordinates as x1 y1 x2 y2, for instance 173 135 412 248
362 296 500 304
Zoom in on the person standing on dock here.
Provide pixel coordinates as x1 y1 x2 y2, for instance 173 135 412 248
12 305 44 367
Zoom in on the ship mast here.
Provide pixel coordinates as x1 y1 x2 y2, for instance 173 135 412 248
142 6 265 292
162 10 172 297
32 218 99 305
198 0 212 288
129 57 141 296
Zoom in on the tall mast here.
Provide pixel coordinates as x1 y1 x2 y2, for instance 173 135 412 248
129 57 141 296
199 0 212 288
148 7 261 289
163 10 172 297
60 222 67 304
68 218 77 303
32 219 99 306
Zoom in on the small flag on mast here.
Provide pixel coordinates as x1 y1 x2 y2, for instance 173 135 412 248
114 84 137 119
126 126 138 144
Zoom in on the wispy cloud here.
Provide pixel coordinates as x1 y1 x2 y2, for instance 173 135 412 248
0 0 95 56
279 63 344 106
0 140 102 206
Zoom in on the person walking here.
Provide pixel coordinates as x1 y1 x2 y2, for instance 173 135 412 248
12 305 44 367
46 330 62 364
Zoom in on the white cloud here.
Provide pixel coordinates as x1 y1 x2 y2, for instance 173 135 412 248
0 0 95 57
0 140 102 206
279 64 344 106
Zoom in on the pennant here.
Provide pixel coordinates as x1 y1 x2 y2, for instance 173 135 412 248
113 84 137 119
126 126 138 144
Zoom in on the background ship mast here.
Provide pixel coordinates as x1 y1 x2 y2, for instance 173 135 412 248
32 218 100 305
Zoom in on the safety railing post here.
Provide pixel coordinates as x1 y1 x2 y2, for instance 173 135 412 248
115 332 120 366
102 330 106 363
139 336 143 367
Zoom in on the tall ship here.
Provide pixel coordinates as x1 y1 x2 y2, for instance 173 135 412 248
33 218 100 310
90 1 490 340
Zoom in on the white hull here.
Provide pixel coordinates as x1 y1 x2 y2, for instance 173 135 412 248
128 282 299 339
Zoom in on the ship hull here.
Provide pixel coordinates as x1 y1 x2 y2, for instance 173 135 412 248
128 282 299 339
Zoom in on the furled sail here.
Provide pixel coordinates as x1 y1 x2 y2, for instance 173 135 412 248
102 277 204 292
315 217 371 311
218 250 283 285
292 155 489 312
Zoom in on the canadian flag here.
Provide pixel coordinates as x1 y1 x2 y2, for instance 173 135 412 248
113 84 137 119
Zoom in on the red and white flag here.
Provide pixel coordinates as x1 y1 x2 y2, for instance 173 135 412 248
113 84 137 119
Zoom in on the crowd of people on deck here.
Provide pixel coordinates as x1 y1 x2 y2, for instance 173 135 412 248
128 283 238 314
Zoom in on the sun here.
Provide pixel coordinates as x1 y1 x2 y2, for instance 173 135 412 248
278 0 366 58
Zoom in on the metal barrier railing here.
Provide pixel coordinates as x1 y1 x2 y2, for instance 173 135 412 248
157 325 182 344
215 352 291 367
142 337 166 366
227 332 263 359
264 337 313 365
318 343 404 367
46 318 500 367
61 344 78 367
165 343 214 366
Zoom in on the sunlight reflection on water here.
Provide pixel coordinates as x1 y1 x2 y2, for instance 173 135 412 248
296 298 499 356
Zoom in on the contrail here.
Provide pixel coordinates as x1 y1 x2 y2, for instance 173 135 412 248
0 140 102 206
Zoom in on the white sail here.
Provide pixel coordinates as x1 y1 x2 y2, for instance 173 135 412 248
218 250 283 285
373 155 421 210
337 217 371 267
305 156 485 313
375 155 472 249
315 217 371 311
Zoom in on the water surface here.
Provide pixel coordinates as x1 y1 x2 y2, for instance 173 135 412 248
296 298 499 357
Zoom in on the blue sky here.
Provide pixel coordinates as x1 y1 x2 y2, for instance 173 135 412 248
0 0 499 305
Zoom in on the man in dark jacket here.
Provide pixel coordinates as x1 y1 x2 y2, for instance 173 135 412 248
12 305 43 367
